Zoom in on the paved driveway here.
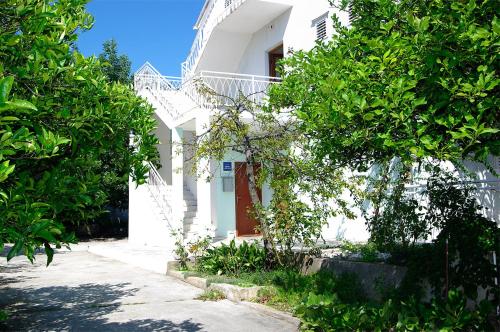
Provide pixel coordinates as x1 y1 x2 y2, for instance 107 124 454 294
0 250 297 331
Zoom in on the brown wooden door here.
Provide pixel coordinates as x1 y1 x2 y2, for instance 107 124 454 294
268 44 284 78
235 162 262 236
269 53 283 78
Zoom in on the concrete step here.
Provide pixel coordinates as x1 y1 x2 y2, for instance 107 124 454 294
183 194 195 201
184 211 197 218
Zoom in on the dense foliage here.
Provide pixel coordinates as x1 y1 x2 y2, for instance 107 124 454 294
0 0 158 263
182 236 495 330
296 289 491 332
197 240 266 276
270 0 499 170
96 39 134 213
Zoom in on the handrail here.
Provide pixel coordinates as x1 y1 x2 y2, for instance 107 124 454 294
134 69 280 117
146 87 180 120
200 70 282 82
146 162 173 223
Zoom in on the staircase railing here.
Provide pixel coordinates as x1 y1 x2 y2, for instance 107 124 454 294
146 162 173 222
134 74 181 92
135 74 182 120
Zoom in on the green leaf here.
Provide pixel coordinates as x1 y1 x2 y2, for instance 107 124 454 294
412 97 427 108
44 243 54 266
0 116 19 122
0 76 14 103
0 160 15 182
0 100 37 112
6 240 23 261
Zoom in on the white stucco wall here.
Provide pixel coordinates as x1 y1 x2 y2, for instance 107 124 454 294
154 115 172 185
128 180 173 248
237 9 290 76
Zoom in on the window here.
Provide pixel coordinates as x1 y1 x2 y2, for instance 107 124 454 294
312 13 328 41
225 0 232 8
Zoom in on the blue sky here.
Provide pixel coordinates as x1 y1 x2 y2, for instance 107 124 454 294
78 0 205 77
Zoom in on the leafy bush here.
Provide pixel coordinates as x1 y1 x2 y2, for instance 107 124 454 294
197 240 266 276
0 0 158 264
340 241 381 262
296 289 492 332
172 230 189 270
269 270 366 305
426 174 499 300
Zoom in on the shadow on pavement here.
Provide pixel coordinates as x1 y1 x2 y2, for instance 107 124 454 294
0 282 203 331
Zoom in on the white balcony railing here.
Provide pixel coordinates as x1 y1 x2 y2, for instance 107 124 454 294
134 69 280 118
192 70 280 107
182 0 246 79
134 74 181 92
146 162 173 222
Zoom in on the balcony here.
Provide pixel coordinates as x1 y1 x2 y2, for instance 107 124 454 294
135 64 280 122
184 70 281 108
182 0 293 78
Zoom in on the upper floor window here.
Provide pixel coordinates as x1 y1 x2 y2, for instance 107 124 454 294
312 13 328 41
225 0 233 8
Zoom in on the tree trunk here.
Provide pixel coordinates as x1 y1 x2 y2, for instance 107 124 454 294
243 137 274 266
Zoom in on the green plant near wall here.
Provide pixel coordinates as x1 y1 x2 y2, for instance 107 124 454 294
270 0 499 172
425 173 499 301
197 240 266 276
371 171 499 306
296 289 492 332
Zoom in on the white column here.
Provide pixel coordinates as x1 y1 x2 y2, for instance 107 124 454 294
171 127 184 232
196 113 214 236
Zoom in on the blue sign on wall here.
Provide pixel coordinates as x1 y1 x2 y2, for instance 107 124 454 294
223 162 232 172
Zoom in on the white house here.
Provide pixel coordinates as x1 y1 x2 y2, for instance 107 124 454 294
129 0 500 248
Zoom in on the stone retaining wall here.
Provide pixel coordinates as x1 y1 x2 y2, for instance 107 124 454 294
302 257 407 301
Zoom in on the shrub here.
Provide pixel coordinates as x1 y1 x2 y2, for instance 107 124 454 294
197 240 265 276
296 289 491 332
340 241 381 262
172 230 189 270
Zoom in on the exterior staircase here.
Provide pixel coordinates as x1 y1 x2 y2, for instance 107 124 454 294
182 185 200 239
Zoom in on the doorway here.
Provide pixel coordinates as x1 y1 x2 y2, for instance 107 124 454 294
268 44 284 78
234 162 262 236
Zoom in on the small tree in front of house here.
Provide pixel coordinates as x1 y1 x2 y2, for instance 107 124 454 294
188 84 357 266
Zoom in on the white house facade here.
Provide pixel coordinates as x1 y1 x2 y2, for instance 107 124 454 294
130 0 500 248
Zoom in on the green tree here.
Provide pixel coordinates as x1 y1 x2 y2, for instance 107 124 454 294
0 0 158 264
269 0 499 251
269 0 499 301
98 39 132 84
96 39 134 215
270 0 499 172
